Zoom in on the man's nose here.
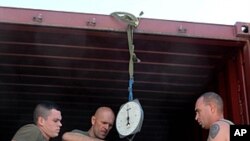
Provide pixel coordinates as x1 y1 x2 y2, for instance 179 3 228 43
104 124 111 130
195 114 198 120
59 121 62 127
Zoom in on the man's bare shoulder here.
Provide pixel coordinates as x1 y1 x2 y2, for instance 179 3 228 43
208 121 230 141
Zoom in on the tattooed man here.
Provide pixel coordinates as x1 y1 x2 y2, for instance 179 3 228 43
195 92 234 141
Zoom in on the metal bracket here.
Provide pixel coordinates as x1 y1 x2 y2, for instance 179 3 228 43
32 14 43 23
178 25 187 33
86 18 96 26
235 22 250 38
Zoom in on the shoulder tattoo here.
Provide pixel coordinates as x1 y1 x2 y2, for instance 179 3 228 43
209 124 220 139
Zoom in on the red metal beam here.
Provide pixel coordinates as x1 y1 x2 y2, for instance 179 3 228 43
0 6 248 41
242 40 250 124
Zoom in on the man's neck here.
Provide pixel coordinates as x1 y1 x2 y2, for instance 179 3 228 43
39 127 50 141
88 128 95 138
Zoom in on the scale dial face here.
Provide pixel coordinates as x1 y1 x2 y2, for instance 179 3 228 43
116 100 143 137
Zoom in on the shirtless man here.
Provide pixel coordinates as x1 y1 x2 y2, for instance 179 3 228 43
195 92 234 141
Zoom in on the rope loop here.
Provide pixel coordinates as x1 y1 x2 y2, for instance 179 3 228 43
111 12 139 27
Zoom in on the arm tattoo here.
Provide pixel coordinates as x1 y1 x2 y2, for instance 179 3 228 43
209 124 220 139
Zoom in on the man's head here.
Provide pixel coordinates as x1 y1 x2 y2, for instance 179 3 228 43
195 92 224 129
34 101 62 140
89 106 115 139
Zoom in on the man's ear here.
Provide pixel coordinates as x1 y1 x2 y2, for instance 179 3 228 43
209 102 216 113
91 116 96 125
37 116 45 126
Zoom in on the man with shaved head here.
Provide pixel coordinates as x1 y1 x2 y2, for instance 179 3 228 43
195 92 234 141
63 106 115 141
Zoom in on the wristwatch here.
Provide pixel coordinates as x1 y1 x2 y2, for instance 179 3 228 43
116 99 144 138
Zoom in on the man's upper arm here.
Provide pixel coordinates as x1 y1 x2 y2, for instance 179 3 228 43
62 132 82 141
62 132 104 141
